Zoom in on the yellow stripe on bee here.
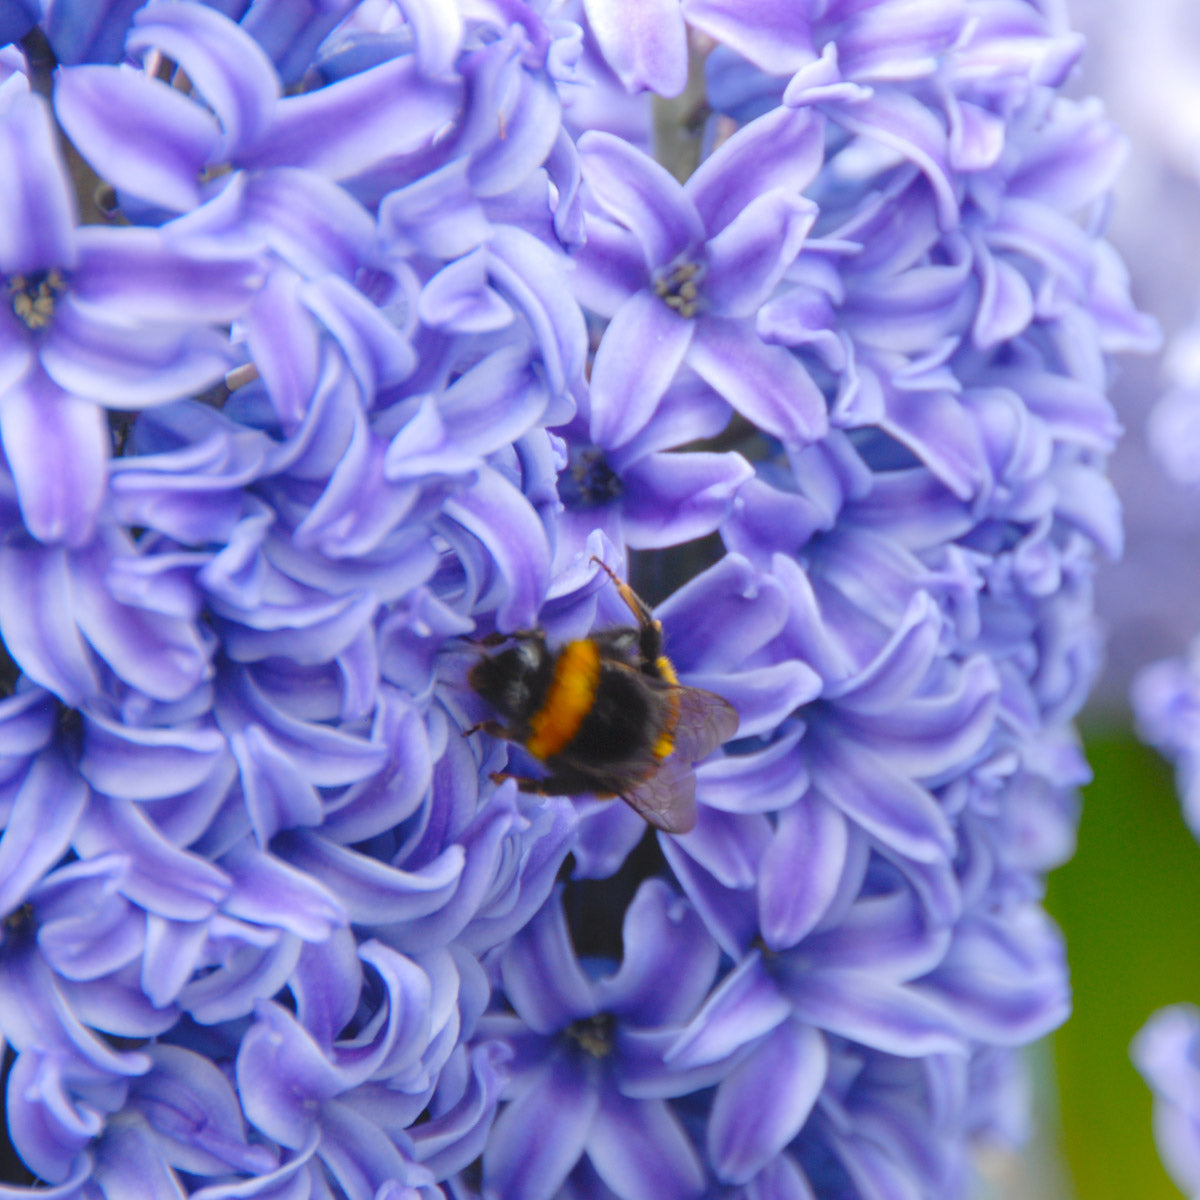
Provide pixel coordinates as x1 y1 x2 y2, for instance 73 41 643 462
527 640 603 760
652 655 679 761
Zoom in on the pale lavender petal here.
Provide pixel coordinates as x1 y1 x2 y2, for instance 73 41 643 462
128 0 281 153
274 831 462 926
54 65 218 212
589 289 695 449
237 1001 340 1148
758 793 849 951
687 316 827 444
622 450 752 548
696 727 810 815
73 794 230 920
0 93 76 274
488 224 589 397
704 191 817 319
806 735 955 863
441 466 551 632
582 0 688 96
43 302 234 407
72 537 209 701
686 104 824 236
80 711 227 802
571 214 648 317
0 370 107 546
0 537 98 704
72 226 265 322
681 0 815 76
0 750 88 917
707 1020 827 1184
240 56 459 179
578 131 705 269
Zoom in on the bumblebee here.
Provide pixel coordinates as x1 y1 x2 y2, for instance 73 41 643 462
466 558 738 834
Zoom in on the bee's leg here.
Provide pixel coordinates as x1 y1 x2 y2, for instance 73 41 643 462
469 628 545 648
489 770 608 798
589 556 665 665
463 719 511 739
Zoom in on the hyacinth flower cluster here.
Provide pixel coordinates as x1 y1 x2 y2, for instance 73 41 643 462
1130 334 1200 1197
0 1 1154 1198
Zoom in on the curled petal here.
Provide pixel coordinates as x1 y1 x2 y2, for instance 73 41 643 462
582 0 688 96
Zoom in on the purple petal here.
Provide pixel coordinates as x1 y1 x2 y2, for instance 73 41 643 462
834 0 965 81
43 302 234 407
675 808 770 889
687 316 827 444
502 889 597 1034
686 104 824 236
237 1002 340 1148
378 159 491 260
240 55 459 179
586 1089 705 1200
0 93 76 274
707 1020 827 1184
440 465 551 632
0 537 98 704
923 911 1069 1044
572 214 647 317
656 554 790 672
594 879 719 1026
681 0 815 76
622 450 752 548
696 726 810 815
72 226 264 322
705 191 817 319
0 750 88 917
273 831 462 926
806 734 955 863
582 0 688 96
488 224 589 397
7 1049 102 1184
80 710 226 802
0 370 107 547
72 537 209 701
780 967 962 1057
803 887 951 979
54 65 218 212
419 248 515 333
667 952 790 1069
758 792 848 951
128 0 281 153
578 131 705 269
73 794 230 920
829 90 958 229
685 663 822 740
661 835 759 959
483 1051 598 1200
589 290 695 450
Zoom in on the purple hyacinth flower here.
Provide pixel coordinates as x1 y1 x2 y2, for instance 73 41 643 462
572 105 829 450
0 91 263 545
478 880 724 1200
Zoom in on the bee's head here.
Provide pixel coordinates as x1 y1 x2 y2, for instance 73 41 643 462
468 640 550 720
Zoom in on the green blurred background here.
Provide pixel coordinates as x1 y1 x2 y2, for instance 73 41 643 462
1026 727 1200 1199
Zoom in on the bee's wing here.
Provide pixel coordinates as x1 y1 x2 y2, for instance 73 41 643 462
620 755 698 834
670 687 739 765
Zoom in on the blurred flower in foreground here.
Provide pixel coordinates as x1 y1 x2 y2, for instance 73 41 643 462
1132 1005 1200 1199
0 0 1152 1197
